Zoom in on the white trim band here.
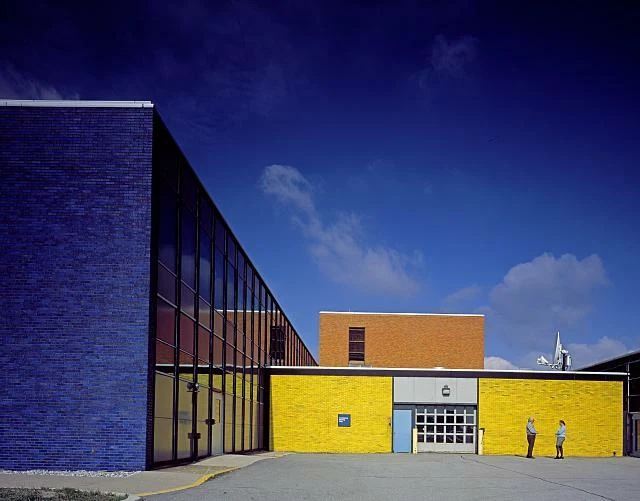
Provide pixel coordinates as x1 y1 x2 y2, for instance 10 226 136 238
319 311 484 317
0 100 154 108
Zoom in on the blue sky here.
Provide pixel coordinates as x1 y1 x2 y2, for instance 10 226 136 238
2 0 639 368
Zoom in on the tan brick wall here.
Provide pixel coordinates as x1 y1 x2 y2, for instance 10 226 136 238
319 313 484 368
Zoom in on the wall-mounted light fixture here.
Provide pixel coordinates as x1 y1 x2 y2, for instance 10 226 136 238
442 385 451 397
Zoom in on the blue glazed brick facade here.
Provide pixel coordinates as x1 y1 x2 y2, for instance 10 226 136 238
0 106 154 470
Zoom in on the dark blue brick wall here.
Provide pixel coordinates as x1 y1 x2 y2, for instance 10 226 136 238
0 106 154 471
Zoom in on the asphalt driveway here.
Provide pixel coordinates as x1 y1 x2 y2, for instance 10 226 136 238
149 453 640 501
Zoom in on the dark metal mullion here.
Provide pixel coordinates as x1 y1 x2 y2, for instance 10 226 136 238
192 195 200 460
172 192 182 463
221 226 228 453
249 280 255 450
207 219 214 457
240 275 246 452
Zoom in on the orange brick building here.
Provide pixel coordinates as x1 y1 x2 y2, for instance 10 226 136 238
319 312 484 369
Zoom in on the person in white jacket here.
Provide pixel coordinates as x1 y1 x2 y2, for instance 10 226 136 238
555 420 566 459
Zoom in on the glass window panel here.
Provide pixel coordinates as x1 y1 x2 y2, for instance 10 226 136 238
154 417 173 462
213 311 224 337
237 253 245 281
348 328 365 342
199 300 211 330
180 314 195 355
158 186 177 272
224 393 233 453
157 263 176 304
155 127 179 188
446 435 454 443
180 166 197 210
436 425 444 433
252 401 258 450
198 326 211 364
226 320 235 346
212 335 224 367
456 415 464 423
466 415 475 424
417 425 424 433
466 426 475 434
199 233 211 301
227 262 236 311
180 283 195 318
436 415 444 423
426 415 434 424
226 343 235 371
214 249 224 310
177 419 192 459
235 397 243 451
456 425 464 434
156 340 175 367
200 195 213 236
156 298 176 345
214 215 226 251
181 210 196 287
244 399 251 450
416 414 425 423
247 265 254 291
446 425 454 433
237 278 245 312
436 435 444 443
455 435 464 443
154 372 175 419
227 237 236 268
426 435 434 443
179 351 195 380
426 425 434 433
465 435 474 444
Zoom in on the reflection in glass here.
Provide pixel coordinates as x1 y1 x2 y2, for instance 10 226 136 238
180 284 195 318
199 232 211 300
181 210 196 287
180 314 195 355
156 299 176 345
158 187 177 272
157 264 176 304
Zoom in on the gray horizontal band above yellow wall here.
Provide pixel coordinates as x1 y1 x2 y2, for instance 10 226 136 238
267 366 627 381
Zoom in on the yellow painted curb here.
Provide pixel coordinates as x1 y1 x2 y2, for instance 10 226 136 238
135 467 236 497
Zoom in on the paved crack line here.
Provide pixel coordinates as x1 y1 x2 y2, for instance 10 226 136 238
460 456 617 501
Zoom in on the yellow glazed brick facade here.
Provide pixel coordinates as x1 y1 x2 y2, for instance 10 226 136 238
270 375 392 453
479 379 623 457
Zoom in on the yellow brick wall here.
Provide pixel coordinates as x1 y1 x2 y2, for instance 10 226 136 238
479 379 623 457
270 375 392 453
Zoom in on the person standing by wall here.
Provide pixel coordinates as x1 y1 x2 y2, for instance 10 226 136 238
526 417 537 458
555 420 566 459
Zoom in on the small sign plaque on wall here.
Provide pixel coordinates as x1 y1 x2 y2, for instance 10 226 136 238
338 414 351 427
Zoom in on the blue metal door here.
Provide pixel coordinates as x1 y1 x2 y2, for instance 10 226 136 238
393 409 412 453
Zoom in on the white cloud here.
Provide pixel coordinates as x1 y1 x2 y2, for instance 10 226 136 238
0 64 77 100
430 35 478 79
567 336 632 369
489 253 609 349
484 356 518 370
442 285 482 311
260 164 422 296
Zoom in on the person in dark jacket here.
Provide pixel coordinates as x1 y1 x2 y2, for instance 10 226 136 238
526 416 537 458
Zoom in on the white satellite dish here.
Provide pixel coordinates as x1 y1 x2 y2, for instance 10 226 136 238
537 331 572 371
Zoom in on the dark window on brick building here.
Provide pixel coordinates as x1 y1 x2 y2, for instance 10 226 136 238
349 327 365 361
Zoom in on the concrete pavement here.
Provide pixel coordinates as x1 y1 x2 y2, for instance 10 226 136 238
148 453 640 501
0 452 285 498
